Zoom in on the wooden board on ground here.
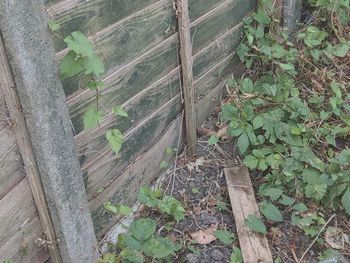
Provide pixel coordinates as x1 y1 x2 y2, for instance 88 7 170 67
224 167 273 263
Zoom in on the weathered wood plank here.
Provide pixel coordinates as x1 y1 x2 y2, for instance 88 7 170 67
188 0 226 21
0 94 9 131
69 35 178 134
89 114 184 236
192 22 243 80
176 0 197 156
81 93 182 200
191 0 255 53
0 178 49 263
195 54 241 102
46 0 160 51
224 167 273 263
0 127 25 200
59 0 176 96
0 216 49 263
195 62 245 125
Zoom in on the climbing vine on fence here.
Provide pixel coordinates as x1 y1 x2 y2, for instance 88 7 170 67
49 21 127 153
215 0 350 236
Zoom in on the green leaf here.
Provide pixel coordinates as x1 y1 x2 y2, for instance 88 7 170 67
112 106 128 117
237 132 249 154
341 189 350 215
241 78 254 93
245 215 267 234
130 218 156 241
222 104 238 120
48 20 60 31
60 51 85 79
137 186 160 208
253 115 264 130
292 203 308 213
260 202 283 222
230 247 243 263
331 42 350 57
160 160 168 169
142 237 178 259
106 129 123 153
83 107 103 129
84 55 105 76
252 9 270 25
104 202 118 214
121 249 144 263
279 195 294 206
165 147 175 155
158 196 185 221
86 80 104 90
214 230 235 245
208 135 219 145
64 31 94 57
118 205 133 216
279 63 295 71
243 155 259 169
262 188 283 201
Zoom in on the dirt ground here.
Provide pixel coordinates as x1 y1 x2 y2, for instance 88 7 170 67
137 111 350 263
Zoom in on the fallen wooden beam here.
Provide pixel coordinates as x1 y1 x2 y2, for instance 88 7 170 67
224 167 273 263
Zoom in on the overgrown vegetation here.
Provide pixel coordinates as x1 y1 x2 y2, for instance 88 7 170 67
49 22 127 153
215 0 350 238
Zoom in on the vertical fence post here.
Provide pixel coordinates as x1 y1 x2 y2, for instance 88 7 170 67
0 1 98 262
0 34 62 263
176 0 197 156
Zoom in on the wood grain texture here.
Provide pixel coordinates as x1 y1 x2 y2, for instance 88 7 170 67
0 127 25 200
46 0 160 51
192 22 243 80
190 0 255 52
81 92 182 201
0 36 61 262
176 0 197 156
68 35 178 134
68 22 243 135
0 179 50 263
224 167 273 263
188 0 225 21
58 0 176 96
89 114 184 236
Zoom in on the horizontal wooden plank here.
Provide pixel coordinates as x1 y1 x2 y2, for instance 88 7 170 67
89 114 184 236
81 92 182 200
0 127 25 200
195 54 241 102
190 0 255 53
193 22 243 80
0 178 49 262
69 35 178 134
46 0 160 51
0 216 49 263
188 0 226 21
58 0 176 96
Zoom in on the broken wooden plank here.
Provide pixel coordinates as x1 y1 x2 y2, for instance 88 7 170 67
224 167 273 263
176 0 197 156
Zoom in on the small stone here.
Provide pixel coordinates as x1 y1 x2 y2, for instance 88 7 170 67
210 249 224 261
185 253 199 263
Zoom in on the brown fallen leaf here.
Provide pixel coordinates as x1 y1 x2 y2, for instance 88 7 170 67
190 223 218 244
325 226 345 250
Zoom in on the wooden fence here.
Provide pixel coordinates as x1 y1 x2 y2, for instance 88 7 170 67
0 0 255 262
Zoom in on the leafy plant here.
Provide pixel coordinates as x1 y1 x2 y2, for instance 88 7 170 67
214 230 235 245
230 247 243 263
49 22 127 154
245 215 267 234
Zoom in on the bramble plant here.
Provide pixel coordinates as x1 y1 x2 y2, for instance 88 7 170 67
215 0 350 235
100 187 184 262
48 22 127 153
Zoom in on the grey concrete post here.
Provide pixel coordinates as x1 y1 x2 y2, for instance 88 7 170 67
0 1 98 262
